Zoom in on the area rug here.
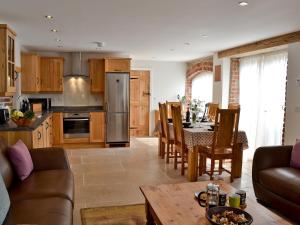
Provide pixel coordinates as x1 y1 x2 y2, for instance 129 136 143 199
80 204 146 225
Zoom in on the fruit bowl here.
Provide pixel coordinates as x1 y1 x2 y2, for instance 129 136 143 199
12 118 33 127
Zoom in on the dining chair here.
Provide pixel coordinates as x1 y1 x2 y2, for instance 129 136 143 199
207 103 219 122
199 108 240 182
171 105 188 176
158 103 175 163
166 101 182 120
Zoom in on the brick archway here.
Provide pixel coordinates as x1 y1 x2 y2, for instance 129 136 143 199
185 59 213 103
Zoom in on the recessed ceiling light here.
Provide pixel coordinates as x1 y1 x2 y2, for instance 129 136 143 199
45 15 53 19
184 42 191 46
51 29 58 32
201 35 208 38
55 38 61 42
238 1 248 6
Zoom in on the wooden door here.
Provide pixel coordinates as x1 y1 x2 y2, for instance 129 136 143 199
90 112 105 143
130 70 150 136
21 53 40 93
88 59 105 93
40 57 63 92
52 112 63 145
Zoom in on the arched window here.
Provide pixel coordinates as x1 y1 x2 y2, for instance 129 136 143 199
191 72 213 104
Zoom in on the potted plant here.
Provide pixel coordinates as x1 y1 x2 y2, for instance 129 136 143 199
11 110 35 127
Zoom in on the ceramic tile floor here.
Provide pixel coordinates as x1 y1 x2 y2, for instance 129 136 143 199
66 137 255 225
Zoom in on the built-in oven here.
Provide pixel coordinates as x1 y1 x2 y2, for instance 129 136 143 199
63 112 90 138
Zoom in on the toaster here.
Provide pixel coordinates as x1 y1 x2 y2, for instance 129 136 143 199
0 108 9 124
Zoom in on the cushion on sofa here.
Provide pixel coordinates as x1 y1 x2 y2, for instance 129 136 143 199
0 138 15 189
7 140 33 181
0 175 10 225
290 141 300 168
3 197 72 225
259 167 300 204
9 169 74 204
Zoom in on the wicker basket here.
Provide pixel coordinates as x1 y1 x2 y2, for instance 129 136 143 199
12 118 33 127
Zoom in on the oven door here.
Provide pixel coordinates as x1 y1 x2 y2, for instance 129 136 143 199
63 117 90 138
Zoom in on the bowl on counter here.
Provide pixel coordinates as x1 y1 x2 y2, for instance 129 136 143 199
183 122 192 128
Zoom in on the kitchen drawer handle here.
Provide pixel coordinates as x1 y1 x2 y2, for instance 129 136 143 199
38 131 42 140
63 118 89 121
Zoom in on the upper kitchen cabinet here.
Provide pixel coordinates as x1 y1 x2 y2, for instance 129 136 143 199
104 58 131 73
88 59 105 93
21 52 40 93
40 57 64 92
0 24 16 96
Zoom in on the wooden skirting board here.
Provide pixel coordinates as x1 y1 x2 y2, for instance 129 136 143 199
218 30 300 58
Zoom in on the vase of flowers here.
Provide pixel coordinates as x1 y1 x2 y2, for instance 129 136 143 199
190 99 205 123
11 110 35 127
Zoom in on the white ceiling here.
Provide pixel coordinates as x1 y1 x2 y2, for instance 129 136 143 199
0 0 300 62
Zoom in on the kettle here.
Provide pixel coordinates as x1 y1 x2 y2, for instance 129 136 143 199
0 108 9 124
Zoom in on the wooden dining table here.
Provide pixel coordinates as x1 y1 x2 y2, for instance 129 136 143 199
164 122 248 182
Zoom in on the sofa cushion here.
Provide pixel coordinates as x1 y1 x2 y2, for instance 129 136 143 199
259 167 300 205
9 170 74 204
291 141 300 168
0 174 10 225
0 138 15 189
3 197 72 225
7 140 33 181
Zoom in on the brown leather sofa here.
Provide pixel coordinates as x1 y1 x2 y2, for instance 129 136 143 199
252 145 300 223
0 138 74 225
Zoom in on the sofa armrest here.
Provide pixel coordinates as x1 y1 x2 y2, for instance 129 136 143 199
252 145 292 183
29 147 70 171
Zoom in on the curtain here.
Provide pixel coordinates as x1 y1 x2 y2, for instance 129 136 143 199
239 51 288 153
191 72 213 103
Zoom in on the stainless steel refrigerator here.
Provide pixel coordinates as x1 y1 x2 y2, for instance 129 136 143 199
105 73 129 143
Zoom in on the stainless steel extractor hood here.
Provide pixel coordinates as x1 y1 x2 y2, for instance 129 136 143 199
65 52 87 77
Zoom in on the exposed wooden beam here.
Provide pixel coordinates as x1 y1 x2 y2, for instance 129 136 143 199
218 31 300 58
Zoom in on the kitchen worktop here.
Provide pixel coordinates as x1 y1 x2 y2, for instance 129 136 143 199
0 112 52 131
0 106 105 132
51 106 104 113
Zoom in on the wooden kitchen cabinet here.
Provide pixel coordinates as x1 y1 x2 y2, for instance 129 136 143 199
0 24 17 96
52 112 64 145
40 57 64 92
90 112 105 143
105 58 131 73
32 124 44 149
21 52 40 93
88 59 105 93
44 115 53 147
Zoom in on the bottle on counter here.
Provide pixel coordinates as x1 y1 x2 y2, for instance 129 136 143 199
185 107 190 122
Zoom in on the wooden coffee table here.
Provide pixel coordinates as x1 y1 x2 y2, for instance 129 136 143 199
140 181 292 225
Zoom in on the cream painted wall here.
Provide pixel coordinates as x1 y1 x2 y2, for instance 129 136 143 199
285 42 300 145
131 60 186 133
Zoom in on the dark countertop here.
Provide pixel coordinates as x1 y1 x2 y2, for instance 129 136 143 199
0 112 52 132
0 106 105 132
50 106 104 113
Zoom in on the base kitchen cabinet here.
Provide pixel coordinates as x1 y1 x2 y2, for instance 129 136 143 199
90 112 105 143
0 115 53 149
52 112 64 145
